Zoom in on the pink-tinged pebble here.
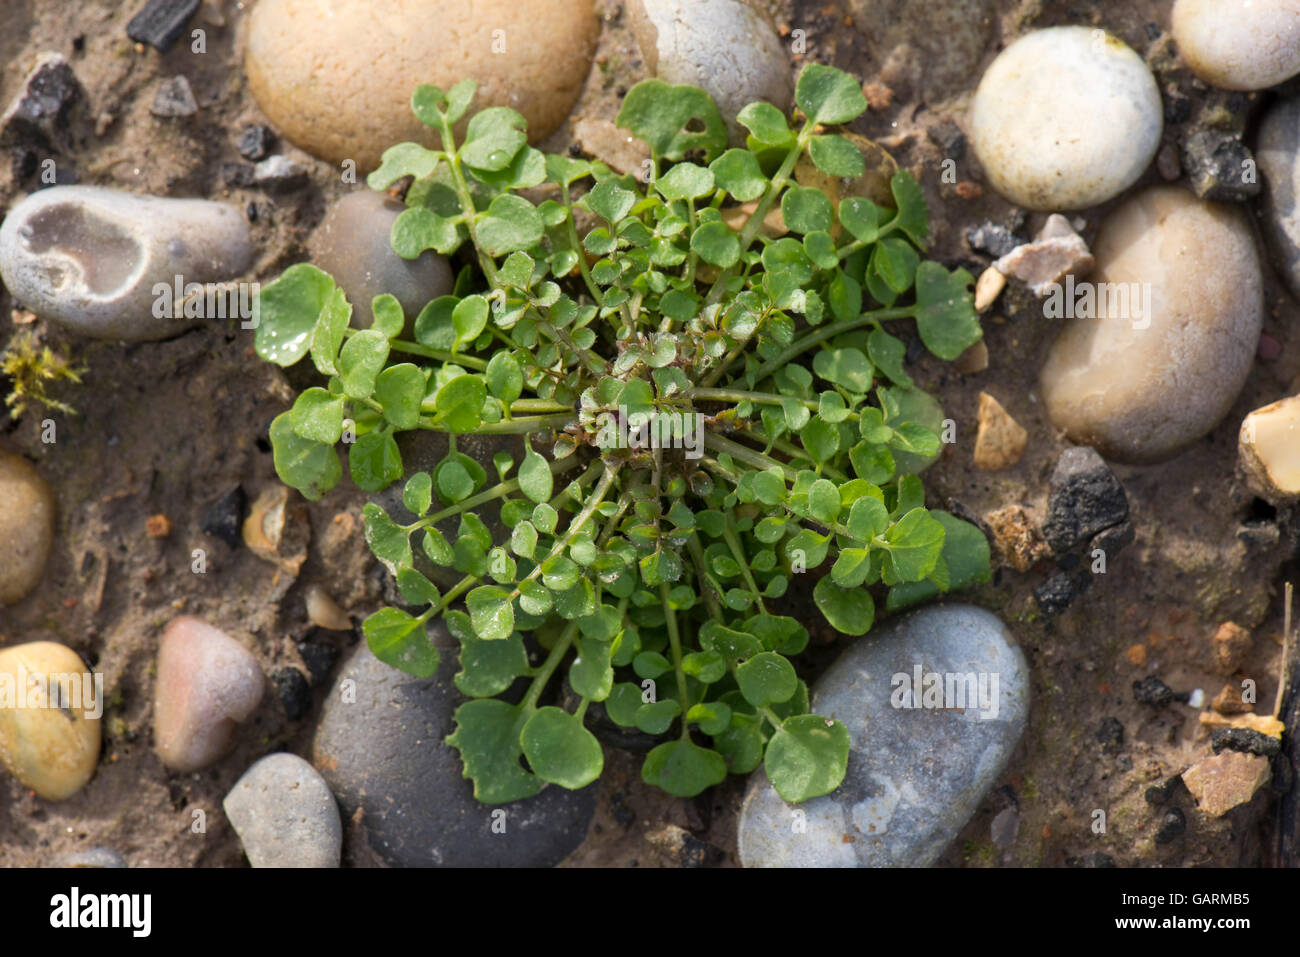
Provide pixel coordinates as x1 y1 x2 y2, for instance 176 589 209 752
154 617 263 772
1259 332 1283 361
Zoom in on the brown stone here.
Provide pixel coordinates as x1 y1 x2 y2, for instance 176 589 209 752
1211 681 1254 715
1211 621 1252 674
984 504 1049 572
974 392 1028 470
1182 751 1271 818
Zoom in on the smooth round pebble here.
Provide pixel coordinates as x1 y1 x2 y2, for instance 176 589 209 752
1256 96 1300 298
629 0 792 141
1172 0 1300 91
54 847 127 868
1040 187 1263 464
245 0 598 171
0 186 253 341
223 752 342 867
0 642 101 801
312 642 595 867
737 604 1029 868
153 617 264 773
0 451 55 606
970 27 1162 211
309 191 453 328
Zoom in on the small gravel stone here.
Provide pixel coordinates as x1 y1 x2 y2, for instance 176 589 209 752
1181 130 1259 202
984 504 1049 572
1034 570 1089 617
1041 447 1129 554
1096 716 1124 753
0 451 56 607
989 807 1019 847
153 617 264 772
1171 0 1300 91
965 222 1022 258
236 124 276 162
127 0 201 52
1258 97 1300 299
252 154 308 191
1133 675 1176 708
973 392 1027 470
223 753 342 867
970 27 1162 210
150 76 197 118
1238 394 1300 505
737 604 1030 867
200 486 246 549
53 848 127 868
1212 682 1253 715
1211 727 1281 757
272 667 311 721
296 639 338 685
1211 621 1252 674
1088 519 1135 565
1 53 84 146
1183 751 1272 816
1154 807 1186 844
994 215 1094 297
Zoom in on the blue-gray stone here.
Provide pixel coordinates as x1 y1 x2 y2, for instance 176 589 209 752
738 603 1029 867
312 642 596 867
223 752 342 868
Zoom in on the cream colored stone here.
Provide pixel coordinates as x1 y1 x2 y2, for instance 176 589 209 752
305 584 351 632
1182 751 1271 818
1199 711 1285 737
974 392 1027 470
970 27 1161 211
974 266 1005 313
0 642 100 801
1239 394 1300 504
1039 187 1262 464
993 215 1094 297
0 451 55 606
245 0 599 171
1172 0 1300 92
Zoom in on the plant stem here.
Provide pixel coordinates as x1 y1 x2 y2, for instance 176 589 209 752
659 582 691 726
417 412 575 434
722 516 768 615
405 454 584 531
522 621 579 712
749 305 915 384
703 432 799 481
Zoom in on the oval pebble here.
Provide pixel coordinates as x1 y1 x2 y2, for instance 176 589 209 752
153 617 264 773
0 186 253 341
629 0 792 141
737 604 1029 867
970 27 1162 211
223 752 342 868
1172 0 1300 92
309 191 453 328
0 450 55 607
1039 186 1262 464
1256 95 1300 299
0 642 101 801
245 0 598 171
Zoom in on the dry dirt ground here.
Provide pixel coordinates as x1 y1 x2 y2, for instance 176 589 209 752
0 0 1297 868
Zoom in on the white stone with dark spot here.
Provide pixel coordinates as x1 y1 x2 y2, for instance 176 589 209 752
0 186 253 341
738 603 1029 867
970 27 1162 211
1172 0 1300 91
223 752 342 867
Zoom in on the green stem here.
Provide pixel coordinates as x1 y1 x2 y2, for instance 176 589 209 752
563 184 604 307
749 305 915 384
364 336 489 371
722 515 768 615
417 412 575 435
512 463 620 597
659 582 691 726
703 432 799 481
522 621 580 712
405 454 584 531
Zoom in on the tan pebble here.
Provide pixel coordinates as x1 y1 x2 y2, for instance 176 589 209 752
1181 751 1271 818
993 215 1094 297
0 451 55 606
243 485 309 576
1238 394 1300 505
0 642 101 801
983 504 1049 572
1125 644 1147 668
573 117 651 178
1211 621 1252 674
1211 681 1254 715
954 339 989 374
145 514 172 538
974 267 1006 313
306 585 352 632
721 200 787 238
1198 711 1284 737
973 392 1028 470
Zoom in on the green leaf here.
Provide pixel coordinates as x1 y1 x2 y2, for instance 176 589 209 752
485 352 523 402
254 263 336 367
362 501 413 570
871 237 919 294
641 739 727 797
880 507 946 583
338 329 390 399
847 495 890 540
849 440 896 484
268 412 341 501
656 162 715 201
605 683 646 727
520 706 603 790
584 180 637 225
391 207 460 258
736 652 798 707
736 101 796 147
795 63 868 125
477 194 544 256
807 478 841 524
467 585 515 641
290 387 345 445
447 699 542 803
460 106 528 172
369 294 405 338
452 295 489 348
350 429 403 491
839 197 882 244
813 576 875 635
310 286 351 375
867 328 912 387
617 79 727 161
890 169 929 249
569 636 614 701
403 472 433 517
434 375 486 433
809 134 866 178
887 512 991 610
710 148 767 201
765 714 850 802
914 262 981 361
690 221 741 268
519 444 553 503
813 347 872 392
367 142 441 191
687 701 732 736
634 698 681 734
374 363 425 430
781 186 833 235
364 608 441 678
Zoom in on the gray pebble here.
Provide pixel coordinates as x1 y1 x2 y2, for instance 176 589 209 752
151 75 197 118
738 603 1029 867
312 643 596 867
54 848 127 868
253 154 308 191
223 752 342 868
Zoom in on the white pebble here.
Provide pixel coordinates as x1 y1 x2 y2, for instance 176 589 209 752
1172 0 1300 91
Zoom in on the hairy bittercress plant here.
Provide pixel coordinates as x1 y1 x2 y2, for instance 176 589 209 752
254 64 989 804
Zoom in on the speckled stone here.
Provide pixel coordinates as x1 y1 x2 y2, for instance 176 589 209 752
223 752 342 867
309 191 453 328
737 604 1029 867
312 643 596 867
245 0 598 171
1039 187 1262 464
0 451 55 607
0 186 252 341
1172 0 1300 92
629 0 792 141
1257 95 1300 299
970 27 1162 211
